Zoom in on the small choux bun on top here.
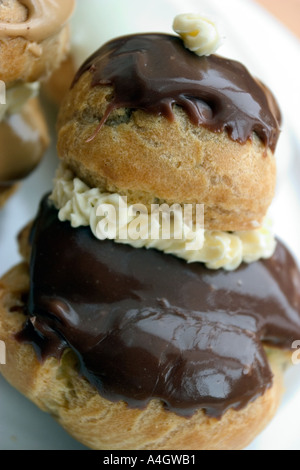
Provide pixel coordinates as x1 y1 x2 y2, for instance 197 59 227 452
57 33 280 232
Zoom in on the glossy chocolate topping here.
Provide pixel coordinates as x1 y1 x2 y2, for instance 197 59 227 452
18 197 300 418
73 34 281 151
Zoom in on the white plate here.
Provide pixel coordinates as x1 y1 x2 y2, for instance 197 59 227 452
0 0 300 450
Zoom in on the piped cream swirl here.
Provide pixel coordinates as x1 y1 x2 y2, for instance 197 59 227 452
173 13 224 56
50 166 276 271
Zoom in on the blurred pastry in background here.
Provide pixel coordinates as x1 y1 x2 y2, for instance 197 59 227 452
0 0 75 206
43 55 75 107
0 97 49 207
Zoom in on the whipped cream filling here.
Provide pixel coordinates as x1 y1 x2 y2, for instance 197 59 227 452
0 82 39 121
50 165 276 271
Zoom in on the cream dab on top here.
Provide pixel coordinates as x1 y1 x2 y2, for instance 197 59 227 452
173 13 224 56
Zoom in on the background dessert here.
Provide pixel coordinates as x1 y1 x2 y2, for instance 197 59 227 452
0 98 49 207
0 0 299 450
0 0 75 206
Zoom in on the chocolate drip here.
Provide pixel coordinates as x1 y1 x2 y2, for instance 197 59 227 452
19 198 300 417
73 34 281 151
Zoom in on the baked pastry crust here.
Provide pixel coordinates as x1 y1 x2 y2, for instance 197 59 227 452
57 72 277 231
0 0 27 23
0 230 290 450
0 26 70 85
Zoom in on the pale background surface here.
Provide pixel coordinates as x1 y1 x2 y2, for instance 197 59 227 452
0 0 300 450
256 0 300 38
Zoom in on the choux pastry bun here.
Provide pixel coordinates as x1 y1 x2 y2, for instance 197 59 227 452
0 199 299 450
57 34 281 231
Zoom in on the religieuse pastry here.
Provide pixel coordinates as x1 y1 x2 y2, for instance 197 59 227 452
1 14 300 450
0 0 75 207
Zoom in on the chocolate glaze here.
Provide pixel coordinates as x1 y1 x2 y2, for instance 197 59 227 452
18 197 300 418
73 34 281 151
